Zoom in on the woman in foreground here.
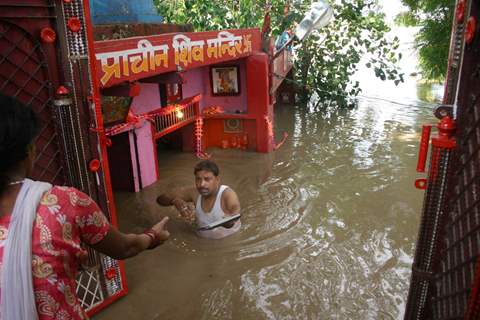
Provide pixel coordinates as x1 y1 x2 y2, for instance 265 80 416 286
0 94 170 319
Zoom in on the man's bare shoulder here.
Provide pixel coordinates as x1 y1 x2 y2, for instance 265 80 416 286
222 187 240 208
223 187 237 195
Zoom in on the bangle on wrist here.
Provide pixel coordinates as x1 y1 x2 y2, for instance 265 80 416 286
143 229 161 250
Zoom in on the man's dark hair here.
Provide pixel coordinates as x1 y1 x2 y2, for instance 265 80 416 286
194 160 219 176
0 94 40 194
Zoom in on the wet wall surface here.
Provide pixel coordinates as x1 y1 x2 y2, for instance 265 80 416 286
93 98 435 320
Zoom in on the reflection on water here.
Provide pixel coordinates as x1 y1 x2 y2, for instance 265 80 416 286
416 82 444 103
93 92 436 319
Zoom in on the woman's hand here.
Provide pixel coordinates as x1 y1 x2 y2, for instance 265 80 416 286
92 216 170 259
150 216 170 245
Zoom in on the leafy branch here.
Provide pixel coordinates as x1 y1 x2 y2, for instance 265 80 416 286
155 0 404 107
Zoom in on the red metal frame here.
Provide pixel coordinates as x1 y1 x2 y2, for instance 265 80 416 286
416 125 432 173
82 0 118 231
405 1 480 318
81 0 129 311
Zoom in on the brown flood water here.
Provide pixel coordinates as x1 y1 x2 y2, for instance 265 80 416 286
93 97 435 320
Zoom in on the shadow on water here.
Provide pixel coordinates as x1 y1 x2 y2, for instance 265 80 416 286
93 90 437 320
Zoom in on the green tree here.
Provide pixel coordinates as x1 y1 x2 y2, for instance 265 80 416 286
155 0 403 107
396 0 454 81
294 1 403 106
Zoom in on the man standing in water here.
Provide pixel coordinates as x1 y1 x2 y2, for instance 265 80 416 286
156 160 241 239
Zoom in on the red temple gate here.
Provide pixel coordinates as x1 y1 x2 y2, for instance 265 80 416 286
405 0 480 318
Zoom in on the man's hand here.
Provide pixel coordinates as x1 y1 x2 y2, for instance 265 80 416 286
222 220 235 228
172 198 195 223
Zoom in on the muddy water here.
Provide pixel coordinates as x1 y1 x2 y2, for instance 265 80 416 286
92 93 438 320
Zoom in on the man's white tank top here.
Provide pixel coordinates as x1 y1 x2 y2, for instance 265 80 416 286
195 185 241 239
195 185 228 227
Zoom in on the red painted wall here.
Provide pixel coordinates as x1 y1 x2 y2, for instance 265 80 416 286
246 53 273 152
182 67 206 108
130 83 161 113
203 117 257 150
185 54 272 152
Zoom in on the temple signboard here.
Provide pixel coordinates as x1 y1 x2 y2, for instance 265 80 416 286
94 29 262 88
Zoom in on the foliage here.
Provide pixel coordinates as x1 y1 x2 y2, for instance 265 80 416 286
396 0 454 81
156 0 291 33
155 0 404 107
295 0 403 106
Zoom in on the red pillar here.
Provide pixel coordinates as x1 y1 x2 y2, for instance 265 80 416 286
246 53 274 152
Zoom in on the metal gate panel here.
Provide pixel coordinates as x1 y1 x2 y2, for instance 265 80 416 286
405 1 480 319
0 19 65 185
0 0 127 316
57 0 127 314
431 0 480 315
